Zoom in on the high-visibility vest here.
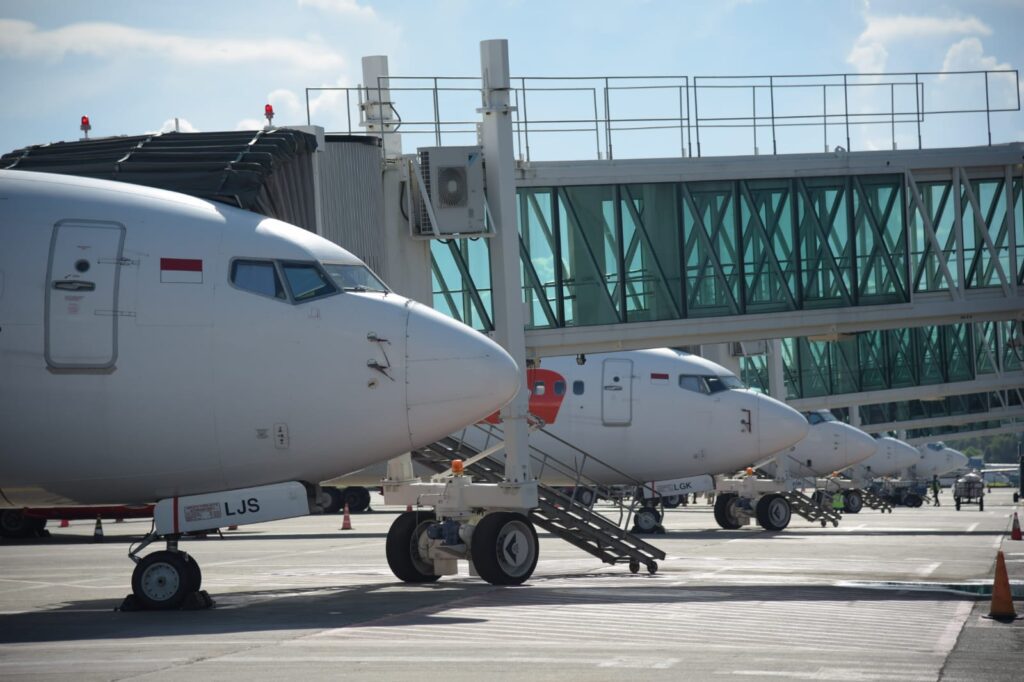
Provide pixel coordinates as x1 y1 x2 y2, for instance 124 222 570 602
832 492 844 509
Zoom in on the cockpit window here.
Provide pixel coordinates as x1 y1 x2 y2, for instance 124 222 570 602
281 263 337 302
231 260 286 300
680 374 745 394
804 410 836 425
679 375 708 394
322 263 389 293
926 442 945 451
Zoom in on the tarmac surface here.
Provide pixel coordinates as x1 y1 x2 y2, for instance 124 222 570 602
0 488 1021 681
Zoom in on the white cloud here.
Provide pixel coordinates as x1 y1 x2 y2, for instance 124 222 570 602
0 19 344 71
157 118 199 133
941 37 1011 74
236 118 265 131
268 88 304 121
847 13 991 73
297 0 376 18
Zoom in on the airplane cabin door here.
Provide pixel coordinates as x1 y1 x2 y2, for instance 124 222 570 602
601 358 632 426
45 220 126 369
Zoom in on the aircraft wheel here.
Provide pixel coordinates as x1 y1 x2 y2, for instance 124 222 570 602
184 554 202 592
713 493 743 530
471 512 538 586
322 487 344 514
755 494 791 531
573 488 596 507
0 510 46 539
661 495 681 509
843 491 863 514
386 511 441 583
131 551 192 610
343 487 372 513
633 507 662 534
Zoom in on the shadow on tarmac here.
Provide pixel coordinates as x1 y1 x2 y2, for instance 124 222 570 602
0 577 976 645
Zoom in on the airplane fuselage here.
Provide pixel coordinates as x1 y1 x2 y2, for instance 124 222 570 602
0 171 518 507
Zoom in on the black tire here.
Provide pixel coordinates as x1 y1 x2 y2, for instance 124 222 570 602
955 498 961 511
343 487 372 514
843 490 864 515
979 498 984 512
573 488 596 507
131 551 192 610
904 493 922 508
385 511 441 583
713 493 743 530
0 510 46 538
470 512 538 586
1014 492 1019 503
322 487 344 515
633 507 662 534
755 494 792 531
184 554 202 592
661 495 681 509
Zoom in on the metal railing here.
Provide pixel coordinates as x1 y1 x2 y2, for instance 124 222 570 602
305 68 1020 160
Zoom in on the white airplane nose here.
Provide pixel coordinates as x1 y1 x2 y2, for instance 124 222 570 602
404 304 519 448
756 395 809 456
947 451 969 473
848 428 878 466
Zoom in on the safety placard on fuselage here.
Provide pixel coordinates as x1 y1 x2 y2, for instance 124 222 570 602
154 481 311 534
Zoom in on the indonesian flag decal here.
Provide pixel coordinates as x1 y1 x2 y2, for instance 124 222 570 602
160 258 203 284
650 372 670 385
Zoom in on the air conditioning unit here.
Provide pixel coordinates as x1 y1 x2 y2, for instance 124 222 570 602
415 146 485 236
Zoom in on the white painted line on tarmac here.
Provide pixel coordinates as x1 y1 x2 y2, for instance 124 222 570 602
933 600 974 654
965 522 979 532
916 562 942 577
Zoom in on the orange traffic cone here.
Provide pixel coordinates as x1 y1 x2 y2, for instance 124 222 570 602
92 516 104 542
1011 512 1022 541
987 551 1018 621
59 519 69 528
340 503 353 530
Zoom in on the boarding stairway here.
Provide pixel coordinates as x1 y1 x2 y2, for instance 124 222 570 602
860 488 894 513
783 490 842 528
410 425 666 574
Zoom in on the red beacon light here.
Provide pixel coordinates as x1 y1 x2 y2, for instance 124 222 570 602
264 103 274 127
80 115 92 140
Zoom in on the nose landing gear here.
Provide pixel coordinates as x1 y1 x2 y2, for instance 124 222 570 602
120 533 213 611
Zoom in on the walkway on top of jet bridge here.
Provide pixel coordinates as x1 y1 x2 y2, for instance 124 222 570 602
493 142 1024 357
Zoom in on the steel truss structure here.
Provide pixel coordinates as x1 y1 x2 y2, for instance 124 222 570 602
429 145 1024 439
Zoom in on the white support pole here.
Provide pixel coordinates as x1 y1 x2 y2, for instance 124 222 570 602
361 55 403 160
848 405 861 427
479 39 533 487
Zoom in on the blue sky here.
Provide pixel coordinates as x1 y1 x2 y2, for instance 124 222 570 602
0 0 1021 158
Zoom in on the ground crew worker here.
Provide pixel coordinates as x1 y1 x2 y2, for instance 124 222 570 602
831 490 844 514
931 476 941 506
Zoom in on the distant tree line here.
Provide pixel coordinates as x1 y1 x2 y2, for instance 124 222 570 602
957 433 1023 463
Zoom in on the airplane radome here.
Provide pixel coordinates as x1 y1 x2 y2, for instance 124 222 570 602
328 348 811 489
0 169 519 508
